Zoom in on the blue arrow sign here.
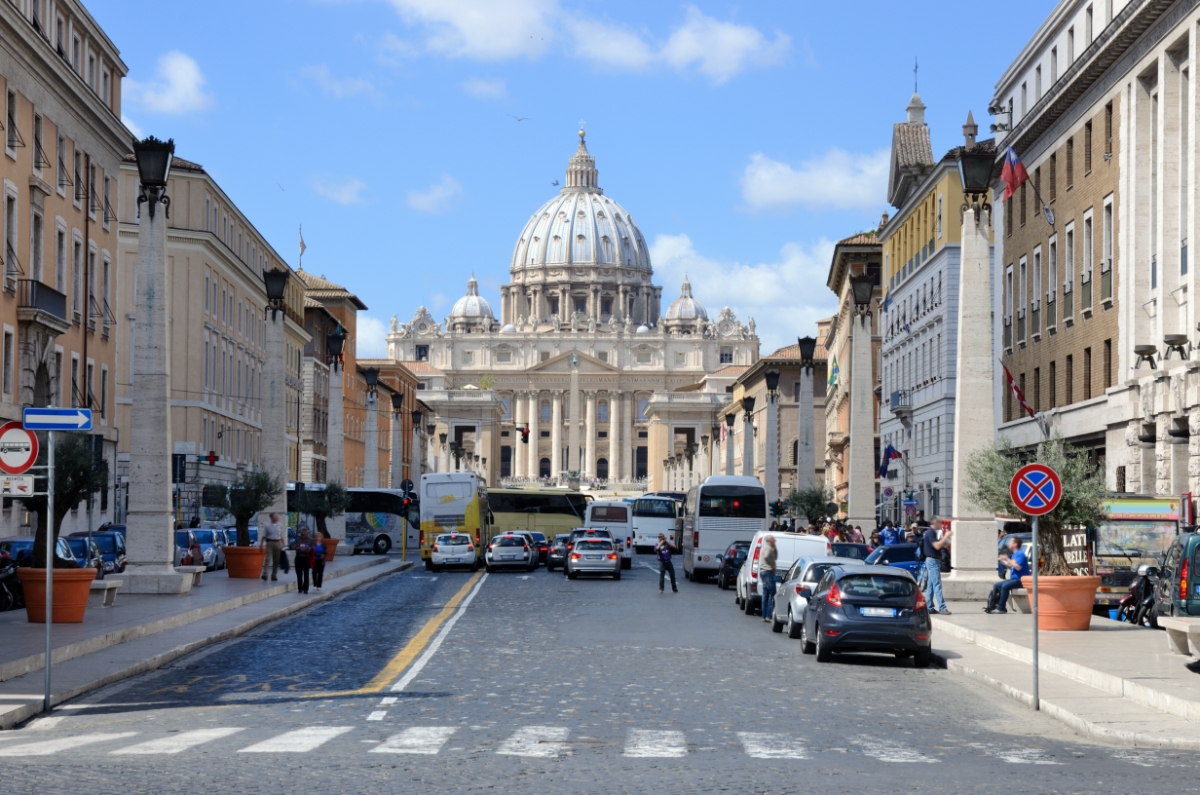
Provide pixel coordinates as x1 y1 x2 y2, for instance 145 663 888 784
23 407 93 431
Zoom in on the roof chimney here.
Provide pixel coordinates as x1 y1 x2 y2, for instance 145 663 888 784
963 110 978 148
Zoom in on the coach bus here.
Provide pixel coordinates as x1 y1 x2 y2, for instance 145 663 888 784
631 495 680 553
419 472 492 570
681 475 768 581
487 487 588 539
287 485 418 557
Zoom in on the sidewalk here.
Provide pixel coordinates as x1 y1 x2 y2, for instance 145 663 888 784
932 601 1200 748
0 553 412 729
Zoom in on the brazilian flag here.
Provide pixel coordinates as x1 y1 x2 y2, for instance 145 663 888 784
827 356 839 388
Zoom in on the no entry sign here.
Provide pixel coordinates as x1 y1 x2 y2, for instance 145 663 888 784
0 421 39 475
1010 463 1062 517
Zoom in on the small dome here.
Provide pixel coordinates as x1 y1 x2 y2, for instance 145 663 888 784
500 323 517 333
636 325 651 334
449 276 494 321
664 277 707 321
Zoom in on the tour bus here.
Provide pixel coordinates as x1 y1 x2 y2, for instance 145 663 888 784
287 485 418 556
631 495 680 553
419 472 492 570
487 487 588 539
584 500 634 569
681 475 768 581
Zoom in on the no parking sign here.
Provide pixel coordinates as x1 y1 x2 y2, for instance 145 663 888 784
1009 463 1062 517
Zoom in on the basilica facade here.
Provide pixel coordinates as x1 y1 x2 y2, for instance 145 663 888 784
386 132 759 487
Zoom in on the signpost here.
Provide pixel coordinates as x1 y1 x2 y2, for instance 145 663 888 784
1009 462 1063 712
903 499 919 519
0 421 39 475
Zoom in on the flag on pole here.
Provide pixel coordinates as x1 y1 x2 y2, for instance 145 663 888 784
1002 361 1035 418
827 356 839 388
1000 146 1029 202
299 226 307 264
878 443 903 478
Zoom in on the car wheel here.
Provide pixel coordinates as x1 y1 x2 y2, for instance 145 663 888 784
771 615 784 633
352 548 362 555
614 569 621 580
914 648 932 668
471 558 480 572
787 610 803 639
814 625 833 663
423 559 433 571
800 620 816 654
373 536 392 555
684 568 692 581
485 565 495 573
744 596 757 616
567 570 578 580
431 563 442 573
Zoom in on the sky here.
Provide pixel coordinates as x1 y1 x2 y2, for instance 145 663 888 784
91 0 1052 355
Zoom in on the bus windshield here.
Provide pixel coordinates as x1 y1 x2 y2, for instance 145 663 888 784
697 487 766 518
633 499 676 518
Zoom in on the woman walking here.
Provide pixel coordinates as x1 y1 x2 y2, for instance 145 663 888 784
312 534 327 592
293 529 313 594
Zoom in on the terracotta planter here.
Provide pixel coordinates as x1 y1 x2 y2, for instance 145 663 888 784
1020 575 1102 631
17 567 97 623
323 538 339 560
223 546 267 579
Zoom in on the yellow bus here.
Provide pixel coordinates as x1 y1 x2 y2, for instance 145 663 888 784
419 472 492 571
487 487 589 541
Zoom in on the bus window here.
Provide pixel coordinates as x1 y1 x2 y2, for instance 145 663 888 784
632 499 675 518
427 481 474 502
590 505 628 522
698 487 766 518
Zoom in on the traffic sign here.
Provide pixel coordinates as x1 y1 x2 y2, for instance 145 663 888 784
0 421 39 475
903 498 919 518
22 407 92 431
882 487 895 499
0 475 34 495
1010 463 1062 517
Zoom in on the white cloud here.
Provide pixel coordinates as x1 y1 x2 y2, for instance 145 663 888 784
302 64 379 99
386 0 556 60
460 76 507 99
312 175 368 205
650 233 837 353
741 149 889 212
356 314 391 359
567 18 655 70
125 51 213 114
406 175 462 213
660 6 790 84
121 113 143 139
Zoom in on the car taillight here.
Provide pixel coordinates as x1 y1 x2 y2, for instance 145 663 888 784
606 553 617 560
570 553 581 560
419 531 425 544
475 534 480 546
795 585 804 595
693 531 699 547
751 544 761 579
826 582 842 606
626 537 632 546
467 545 473 552
432 544 439 553
915 591 927 611
1182 559 1190 602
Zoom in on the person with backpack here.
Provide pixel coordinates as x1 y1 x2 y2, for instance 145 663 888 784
311 533 327 592
919 523 953 615
654 534 678 594
293 529 313 594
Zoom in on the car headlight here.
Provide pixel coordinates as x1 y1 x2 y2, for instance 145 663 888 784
104 561 114 571
203 548 214 561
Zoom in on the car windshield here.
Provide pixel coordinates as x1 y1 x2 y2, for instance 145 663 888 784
92 536 118 554
574 530 611 540
65 538 89 556
496 537 526 547
590 505 628 522
437 534 470 545
530 533 547 543
831 543 867 560
576 540 613 551
175 531 192 547
804 563 835 583
192 530 217 545
554 536 570 545
838 574 915 598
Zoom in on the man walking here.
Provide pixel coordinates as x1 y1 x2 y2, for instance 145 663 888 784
759 534 778 622
260 512 285 581
880 521 899 546
655 534 678 593
920 522 952 615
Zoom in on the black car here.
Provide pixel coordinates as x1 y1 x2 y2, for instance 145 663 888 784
799 564 932 667
716 541 751 590
546 534 570 572
830 542 871 561
529 532 550 564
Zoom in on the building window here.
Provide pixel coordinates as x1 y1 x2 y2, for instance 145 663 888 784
30 210 43 282
100 367 108 419
1068 27 1075 62
1102 197 1114 300
57 135 67 193
5 90 16 153
1083 347 1092 400
636 351 651 364
1051 47 1058 83
539 350 550 362
1049 360 1057 408
1019 183 1027 226
1065 354 1074 404
1035 65 1042 100
601 298 611 316
1105 101 1113 154
936 195 943 238
540 402 550 422
1084 120 1093 173
675 352 686 366
496 350 511 363
103 176 111 226
74 149 83 203
598 402 608 422
597 351 608 363
72 238 82 317
1049 153 1057 201
1085 4 1093 44
55 227 65 291
462 350 474 365
720 347 733 364
1033 367 1041 411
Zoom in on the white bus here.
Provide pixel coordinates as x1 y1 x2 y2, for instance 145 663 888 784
419 473 493 570
681 476 767 581
631 496 680 553
584 500 634 569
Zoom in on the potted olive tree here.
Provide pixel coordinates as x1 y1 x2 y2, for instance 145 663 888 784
18 433 108 623
965 434 1105 630
788 485 837 530
292 481 349 559
212 470 283 578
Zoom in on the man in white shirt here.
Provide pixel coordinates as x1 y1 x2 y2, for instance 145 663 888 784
260 513 285 581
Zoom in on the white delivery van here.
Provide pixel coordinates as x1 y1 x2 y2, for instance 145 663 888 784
584 500 634 569
736 530 831 614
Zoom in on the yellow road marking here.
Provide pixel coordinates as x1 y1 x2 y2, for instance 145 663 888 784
307 570 484 697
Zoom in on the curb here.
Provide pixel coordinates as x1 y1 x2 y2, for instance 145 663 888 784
0 559 413 730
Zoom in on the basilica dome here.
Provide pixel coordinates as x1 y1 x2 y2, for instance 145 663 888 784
449 276 494 323
510 131 651 274
664 277 707 321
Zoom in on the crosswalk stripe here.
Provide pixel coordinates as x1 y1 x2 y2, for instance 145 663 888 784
737 732 808 759
623 729 686 758
497 726 570 758
0 732 138 757
371 727 457 755
852 736 939 764
112 728 245 755
366 711 387 721
238 726 353 753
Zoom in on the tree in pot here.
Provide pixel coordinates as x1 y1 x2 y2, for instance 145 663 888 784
291 481 349 540
208 470 283 578
788 485 837 529
964 434 1105 629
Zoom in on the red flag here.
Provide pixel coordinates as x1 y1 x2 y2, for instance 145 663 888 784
1000 146 1029 202
1002 362 1035 418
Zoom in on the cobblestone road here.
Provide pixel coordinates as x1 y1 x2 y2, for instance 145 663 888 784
2 557 1195 794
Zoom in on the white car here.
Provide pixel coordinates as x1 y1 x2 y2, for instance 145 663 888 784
485 533 536 572
736 531 831 615
506 531 540 568
430 533 478 571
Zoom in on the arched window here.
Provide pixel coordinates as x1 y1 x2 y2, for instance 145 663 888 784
539 457 551 478
637 397 649 420
598 401 608 422
541 402 551 422
596 458 609 479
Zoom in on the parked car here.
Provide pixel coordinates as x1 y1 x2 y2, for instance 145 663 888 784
546 534 570 572
716 541 751 590
865 543 922 576
223 526 259 546
528 532 550 564
584 501 634 569
830 542 871 561
430 533 477 571
62 536 106 577
800 564 932 666
565 537 621 580
69 530 126 573
0 536 78 566
772 555 861 637
189 528 227 570
737 531 831 615
485 533 536 572
1153 532 1200 619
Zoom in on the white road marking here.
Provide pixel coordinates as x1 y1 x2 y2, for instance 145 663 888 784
0 732 138 756
371 727 457 755
238 726 354 753
497 726 570 757
390 573 489 692
996 748 1062 765
26 716 66 731
518 576 531 580
623 729 686 758
113 728 244 755
379 697 398 706
737 732 808 759
366 711 387 721
851 736 939 763
410 577 438 581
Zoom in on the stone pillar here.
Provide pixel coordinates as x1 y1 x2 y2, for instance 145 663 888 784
797 365 815 491
585 390 597 478
847 309 875 528
326 365 345 540
698 436 709 485
742 408 755 478
364 393 379 488
726 420 736 475
622 393 634 480
551 391 562 478
947 205 997 598
609 390 621 481
122 189 191 594
513 391 526 479
257 309 289 526
527 391 540 478
390 405 403 489
568 364 580 476
766 391 780 503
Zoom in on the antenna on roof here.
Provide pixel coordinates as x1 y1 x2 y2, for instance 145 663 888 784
914 57 919 93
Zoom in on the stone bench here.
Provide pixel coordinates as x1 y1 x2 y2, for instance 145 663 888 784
174 566 205 587
1159 616 1200 656
1010 588 1031 613
88 578 122 608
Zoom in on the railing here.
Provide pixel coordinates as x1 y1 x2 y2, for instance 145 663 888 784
1004 320 1012 350
1031 305 1041 337
1016 310 1026 343
889 390 912 414
1101 259 1112 302
1081 273 1093 311
17 279 67 321
1046 297 1056 329
1062 288 1073 319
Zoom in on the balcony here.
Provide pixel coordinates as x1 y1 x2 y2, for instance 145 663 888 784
17 279 70 336
889 390 913 424
1101 261 1112 303
1003 319 1012 350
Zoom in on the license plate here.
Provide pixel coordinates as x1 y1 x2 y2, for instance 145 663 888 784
501 554 516 560
860 607 897 618
586 554 600 560
445 558 460 563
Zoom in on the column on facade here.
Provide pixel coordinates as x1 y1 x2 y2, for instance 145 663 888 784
608 390 621 481
364 394 379 488
513 391 526 479
585 390 597 478
527 391 540 478
623 393 634 479
551 391 563 478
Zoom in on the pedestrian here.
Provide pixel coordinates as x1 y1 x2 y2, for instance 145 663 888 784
759 534 778 623
985 536 1031 614
920 523 953 615
880 521 900 546
769 520 779 532
293 529 312 594
851 525 864 544
260 512 285 581
869 529 881 548
187 535 204 568
654 533 678 593
312 533 327 592
189 515 201 529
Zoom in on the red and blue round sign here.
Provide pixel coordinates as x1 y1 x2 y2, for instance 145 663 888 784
1009 463 1062 517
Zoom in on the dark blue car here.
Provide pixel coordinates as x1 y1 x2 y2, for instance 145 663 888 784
864 543 922 576
68 531 126 574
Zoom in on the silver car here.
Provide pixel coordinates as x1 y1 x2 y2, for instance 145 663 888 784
485 533 536 572
771 556 860 638
566 538 621 580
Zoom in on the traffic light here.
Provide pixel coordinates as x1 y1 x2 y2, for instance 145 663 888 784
520 426 530 444
770 499 786 517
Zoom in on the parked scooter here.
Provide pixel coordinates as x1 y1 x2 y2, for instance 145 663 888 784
1117 563 1157 628
0 553 23 612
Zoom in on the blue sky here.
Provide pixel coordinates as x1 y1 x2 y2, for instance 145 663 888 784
93 0 1049 354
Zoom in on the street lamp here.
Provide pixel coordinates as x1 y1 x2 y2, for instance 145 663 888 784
797 336 817 370
326 329 347 371
132 135 174 219
391 391 404 412
765 370 781 394
363 367 379 398
850 272 875 322
742 395 756 419
958 146 994 218
263 268 290 320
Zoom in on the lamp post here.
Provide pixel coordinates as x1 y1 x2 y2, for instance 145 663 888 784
124 135 190 594
742 395 756 478
724 413 736 475
796 335 818 495
764 370 781 503
847 270 876 529
325 327 347 541
258 265 292 534
390 391 404 489
363 368 380 488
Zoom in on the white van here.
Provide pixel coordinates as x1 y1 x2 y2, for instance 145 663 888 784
736 530 831 614
584 501 634 569
631 496 679 553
